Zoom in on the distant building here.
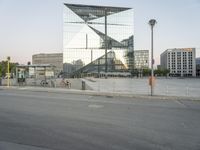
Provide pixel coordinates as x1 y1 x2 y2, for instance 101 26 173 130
196 57 200 77
157 65 162 70
160 48 196 77
134 50 149 69
32 53 63 75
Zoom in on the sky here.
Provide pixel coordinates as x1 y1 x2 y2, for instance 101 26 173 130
0 0 200 65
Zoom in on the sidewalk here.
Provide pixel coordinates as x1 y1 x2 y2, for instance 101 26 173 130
82 78 200 98
0 86 199 101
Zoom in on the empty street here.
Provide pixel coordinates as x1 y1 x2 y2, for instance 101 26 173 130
0 89 200 150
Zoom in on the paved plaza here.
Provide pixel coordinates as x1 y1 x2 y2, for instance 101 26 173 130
83 78 200 98
1 77 200 98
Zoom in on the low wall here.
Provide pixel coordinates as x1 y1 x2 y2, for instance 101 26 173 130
0 78 92 90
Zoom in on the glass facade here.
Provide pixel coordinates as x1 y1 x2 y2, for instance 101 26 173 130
63 4 134 76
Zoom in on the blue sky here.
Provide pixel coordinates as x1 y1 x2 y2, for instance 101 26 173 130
0 0 200 65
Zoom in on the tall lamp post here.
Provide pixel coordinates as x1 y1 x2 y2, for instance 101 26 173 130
104 9 108 79
149 19 157 96
7 56 10 87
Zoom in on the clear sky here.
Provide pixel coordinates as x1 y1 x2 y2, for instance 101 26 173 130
0 0 200 65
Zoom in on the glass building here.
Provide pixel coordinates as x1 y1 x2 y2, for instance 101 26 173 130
63 3 134 77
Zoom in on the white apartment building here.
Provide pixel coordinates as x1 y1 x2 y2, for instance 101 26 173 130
160 48 196 77
134 50 149 69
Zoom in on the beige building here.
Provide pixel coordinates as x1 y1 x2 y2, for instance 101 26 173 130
32 53 63 75
160 48 196 77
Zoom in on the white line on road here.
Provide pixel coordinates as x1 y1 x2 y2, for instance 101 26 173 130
88 104 104 108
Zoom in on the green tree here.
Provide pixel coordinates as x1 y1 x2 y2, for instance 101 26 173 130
154 69 162 76
154 68 170 77
0 61 18 77
142 68 151 76
0 64 2 77
163 69 170 76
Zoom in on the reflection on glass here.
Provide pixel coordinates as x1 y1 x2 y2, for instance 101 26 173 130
63 4 134 76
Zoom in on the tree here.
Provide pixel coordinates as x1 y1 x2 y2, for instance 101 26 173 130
163 69 170 76
0 61 19 77
154 68 170 77
154 69 162 76
0 64 2 77
142 68 151 76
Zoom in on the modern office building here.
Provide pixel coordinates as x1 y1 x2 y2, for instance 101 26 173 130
63 3 134 77
67 51 128 77
32 53 63 75
134 50 149 69
196 57 200 77
160 48 196 77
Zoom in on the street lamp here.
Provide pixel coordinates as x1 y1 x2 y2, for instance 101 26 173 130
149 19 157 96
104 9 108 79
7 56 10 87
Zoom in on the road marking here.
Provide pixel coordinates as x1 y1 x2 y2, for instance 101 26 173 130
19 88 27 90
88 104 104 108
175 100 187 108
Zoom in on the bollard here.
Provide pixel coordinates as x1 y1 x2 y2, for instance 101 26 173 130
82 81 86 90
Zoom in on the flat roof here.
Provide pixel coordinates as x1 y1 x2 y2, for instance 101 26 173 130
17 64 55 67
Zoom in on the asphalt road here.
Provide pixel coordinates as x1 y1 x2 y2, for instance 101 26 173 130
0 89 200 150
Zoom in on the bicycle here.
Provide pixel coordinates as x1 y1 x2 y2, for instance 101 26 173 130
60 79 71 88
40 80 48 87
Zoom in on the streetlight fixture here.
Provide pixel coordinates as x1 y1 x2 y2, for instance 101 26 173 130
7 56 10 87
104 9 108 79
148 19 157 96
